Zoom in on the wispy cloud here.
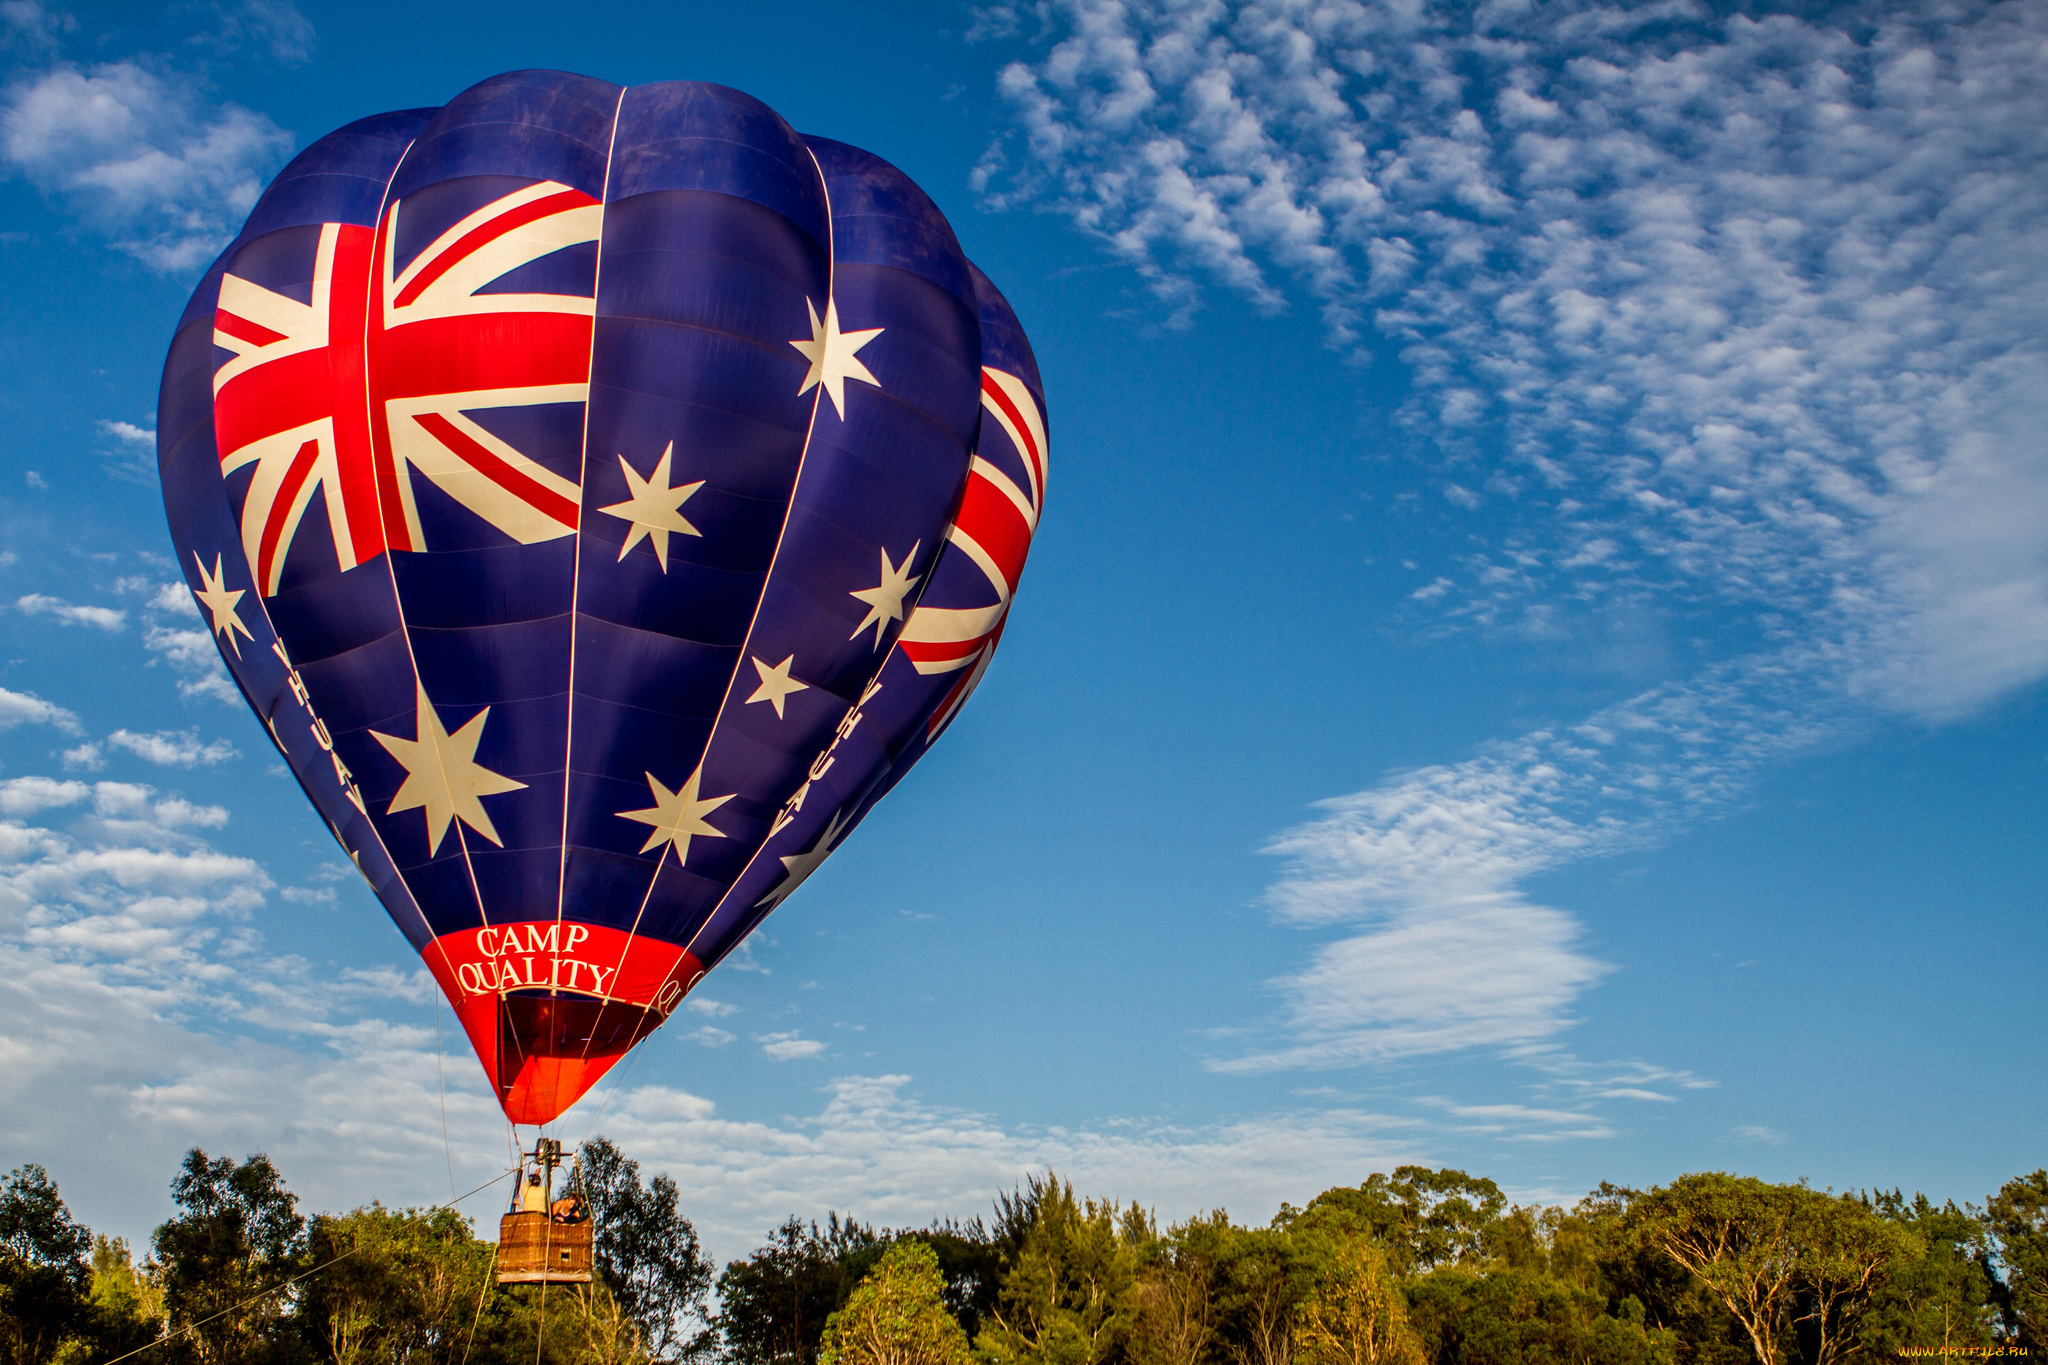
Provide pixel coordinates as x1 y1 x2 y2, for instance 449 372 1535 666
986 0 2048 1071
0 686 82 735
16 593 125 631
105 727 238 767
759 1031 828 1062
0 60 291 271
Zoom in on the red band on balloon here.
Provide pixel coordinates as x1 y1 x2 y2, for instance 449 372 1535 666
421 922 704 1125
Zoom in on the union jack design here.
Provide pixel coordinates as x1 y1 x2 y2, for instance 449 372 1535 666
897 367 1048 735
212 182 602 593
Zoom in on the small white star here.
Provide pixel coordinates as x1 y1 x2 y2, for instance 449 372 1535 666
192 552 253 658
789 298 883 419
745 654 809 719
599 442 704 571
618 765 735 862
848 541 921 649
371 686 527 855
756 808 851 909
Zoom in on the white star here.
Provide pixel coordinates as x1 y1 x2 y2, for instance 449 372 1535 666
191 552 253 658
599 442 704 571
745 654 809 719
371 686 528 855
789 298 883 419
848 541 921 649
756 808 852 910
618 765 735 862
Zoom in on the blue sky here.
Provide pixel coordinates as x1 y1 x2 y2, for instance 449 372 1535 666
1 0 2043 1260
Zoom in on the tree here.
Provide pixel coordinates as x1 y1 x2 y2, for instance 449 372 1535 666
576 1138 715 1363
152 1149 307 1365
1402 1267 1668 1365
817 1241 971 1365
1986 1169 2048 1349
1628 1174 1910 1365
1298 1169 1506 1276
719 1216 885 1365
0 1164 94 1365
1856 1191 1999 1356
1291 1234 1422 1365
300 1205 495 1365
1127 1213 1228 1365
1210 1224 1307 1365
976 1175 1147 1365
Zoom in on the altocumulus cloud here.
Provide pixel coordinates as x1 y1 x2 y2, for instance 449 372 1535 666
980 0 2048 1068
0 58 291 271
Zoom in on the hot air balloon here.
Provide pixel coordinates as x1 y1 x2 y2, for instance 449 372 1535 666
156 71 1048 1134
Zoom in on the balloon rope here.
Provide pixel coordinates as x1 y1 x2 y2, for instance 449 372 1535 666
435 990 457 1199
99 1168 517 1365
459 1239 500 1365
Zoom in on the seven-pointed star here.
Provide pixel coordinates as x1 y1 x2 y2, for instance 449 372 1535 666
745 654 810 719
789 298 883 419
756 808 851 909
599 442 704 571
371 686 527 855
619 764 735 861
191 552 254 657
849 541 921 648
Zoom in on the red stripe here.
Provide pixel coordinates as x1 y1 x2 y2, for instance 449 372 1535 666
900 635 988 666
215 308 288 347
410 412 580 530
392 189 597 308
256 439 322 589
980 372 1043 496
954 474 1032 587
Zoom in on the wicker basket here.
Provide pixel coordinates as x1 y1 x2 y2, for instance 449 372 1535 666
497 1211 594 1284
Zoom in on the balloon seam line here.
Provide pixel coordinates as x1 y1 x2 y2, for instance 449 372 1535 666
558 85 630 1102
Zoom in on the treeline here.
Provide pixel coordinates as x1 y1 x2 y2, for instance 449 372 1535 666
3 1148 2043 1365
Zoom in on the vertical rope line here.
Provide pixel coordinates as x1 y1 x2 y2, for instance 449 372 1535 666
436 989 457 1199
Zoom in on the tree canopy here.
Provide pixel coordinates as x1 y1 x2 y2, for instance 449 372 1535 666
3 1152 2039 1365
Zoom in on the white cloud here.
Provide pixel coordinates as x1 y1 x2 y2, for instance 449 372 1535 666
106 727 238 767
60 743 103 771
16 593 125 631
98 419 154 446
0 686 82 735
989 0 2048 1071
1730 1125 1788 1146
686 995 739 1018
142 623 239 704
0 61 291 271
0 0 73 53
0 776 90 816
758 1031 827 1062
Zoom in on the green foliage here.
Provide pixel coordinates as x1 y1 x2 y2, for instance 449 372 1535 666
1291 1234 1422 1365
718 1216 888 1365
975 1176 1148 1365
818 1241 971 1365
1 1164 94 1365
5 1147 2042 1365
1403 1268 1669 1365
299 1204 495 1365
1295 1169 1505 1277
1986 1169 2048 1349
576 1138 715 1362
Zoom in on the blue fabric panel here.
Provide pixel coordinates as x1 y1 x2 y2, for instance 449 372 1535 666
389 71 619 203
610 83 829 249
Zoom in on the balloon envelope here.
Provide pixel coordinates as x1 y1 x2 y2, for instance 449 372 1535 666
157 71 1047 1124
